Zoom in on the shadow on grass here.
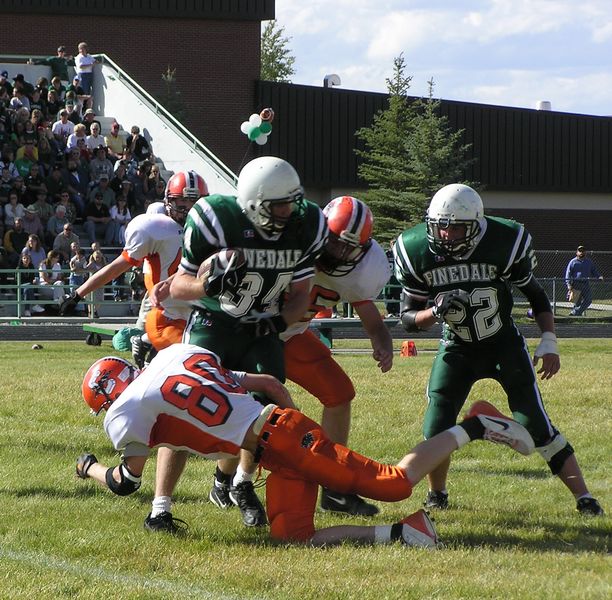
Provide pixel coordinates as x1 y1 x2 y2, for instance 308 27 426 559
453 463 551 480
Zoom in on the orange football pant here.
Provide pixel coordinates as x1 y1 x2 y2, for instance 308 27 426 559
259 407 413 541
284 329 355 407
145 307 186 351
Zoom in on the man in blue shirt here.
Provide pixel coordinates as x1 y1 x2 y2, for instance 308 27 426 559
565 245 603 316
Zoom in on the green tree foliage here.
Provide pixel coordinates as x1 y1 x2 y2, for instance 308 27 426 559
157 66 187 123
355 55 475 245
261 20 296 83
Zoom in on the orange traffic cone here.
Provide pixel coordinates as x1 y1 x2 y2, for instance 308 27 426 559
400 340 418 357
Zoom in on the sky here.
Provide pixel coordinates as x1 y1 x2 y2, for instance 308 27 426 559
273 0 612 116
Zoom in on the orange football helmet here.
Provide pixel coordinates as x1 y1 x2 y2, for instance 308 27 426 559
165 170 208 224
318 196 373 276
82 356 139 414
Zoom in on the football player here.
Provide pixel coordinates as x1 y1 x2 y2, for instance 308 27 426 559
282 196 393 516
393 183 603 516
148 156 327 530
76 343 536 545
59 170 208 363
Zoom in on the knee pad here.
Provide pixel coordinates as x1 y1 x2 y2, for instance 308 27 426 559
105 463 142 496
536 432 574 475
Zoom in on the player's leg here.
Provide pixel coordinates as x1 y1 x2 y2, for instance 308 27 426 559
285 331 378 516
499 340 603 516
422 345 475 508
223 334 287 527
266 469 440 548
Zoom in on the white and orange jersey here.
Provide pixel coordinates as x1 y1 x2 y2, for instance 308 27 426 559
103 344 264 460
121 213 189 320
281 239 390 340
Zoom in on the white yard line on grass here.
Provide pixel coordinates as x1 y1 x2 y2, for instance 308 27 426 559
1 548 256 600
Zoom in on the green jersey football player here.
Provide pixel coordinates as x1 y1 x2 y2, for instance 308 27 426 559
393 183 603 517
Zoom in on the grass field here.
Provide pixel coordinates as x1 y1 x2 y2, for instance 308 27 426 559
1 339 610 600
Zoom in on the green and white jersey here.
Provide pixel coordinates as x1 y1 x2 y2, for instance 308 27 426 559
393 216 537 345
181 194 327 319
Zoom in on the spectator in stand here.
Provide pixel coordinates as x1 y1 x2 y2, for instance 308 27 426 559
0 166 14 202
565 245 604 316
64 98 81 126
53 221 79 264
127 160 152 214
67 75 92 111
30 189 54 230
0 70 12 97
89 146 113 182
22 207 45 241
49 76 66 103
126 126 153 163
84 192 113 245
85 123 105 153
16 252 41 316
38 249 65 305
22 120 38 145
36 132 55 174
21 232 46 268
81 108 101 135
104 121 126 162
10 87 30 111
12 73 34 97
46 89 62 118
1 154 18 179
52 109 73 149
24 163 45 203
31 46 74 83
47 204 70 243
143 163 165 198
62 156 89 216
14 143 36 178
29 90 46 119
4 190 26 227
88 174 114 207
3 216 29 267
86 248 106 318
45 166 67 203
69 241 88 295
66 123 87 153
11 176 27 199
109 195 131 245
75 42 98 96
55 190 77 225
146 178 167 204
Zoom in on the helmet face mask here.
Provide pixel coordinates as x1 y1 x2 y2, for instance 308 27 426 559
82 357 139 414
317 196 373 276
426 184 484 257
165 170 208 224
237 157 304 240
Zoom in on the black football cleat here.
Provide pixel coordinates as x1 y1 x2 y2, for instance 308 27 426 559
320 488 379 516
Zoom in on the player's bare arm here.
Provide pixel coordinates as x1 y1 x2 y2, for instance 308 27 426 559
280 277 313 325
354 301 393 372
240 373 296 409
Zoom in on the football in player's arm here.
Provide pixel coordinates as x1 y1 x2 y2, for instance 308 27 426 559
392 183 603 516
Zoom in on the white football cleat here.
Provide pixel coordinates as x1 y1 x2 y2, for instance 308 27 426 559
397 509 441 548
466 400 535 456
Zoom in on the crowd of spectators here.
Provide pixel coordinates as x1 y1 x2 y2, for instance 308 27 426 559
0 43 154 315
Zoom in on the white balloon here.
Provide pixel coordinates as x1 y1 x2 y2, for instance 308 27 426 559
249 113 262 127
240 121 251 134
255 133 268 145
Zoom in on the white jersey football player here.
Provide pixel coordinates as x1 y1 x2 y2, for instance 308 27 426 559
281 196 394 517
60 170 208 364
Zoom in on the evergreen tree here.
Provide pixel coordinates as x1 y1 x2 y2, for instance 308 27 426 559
158 66 187 123
355 56 475 245
261 20 296 83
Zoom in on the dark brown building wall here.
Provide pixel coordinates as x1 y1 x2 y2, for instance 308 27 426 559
1 14 260 172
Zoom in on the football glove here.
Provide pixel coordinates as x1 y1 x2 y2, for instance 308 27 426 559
76 453 98 479
59 291 82 316
240 310 288 337
431 289 470 320
203 249 247 298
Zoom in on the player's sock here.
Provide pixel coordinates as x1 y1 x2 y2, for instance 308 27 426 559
374 525 393 544
453 416 486 446
214 466 232 487
232 464 253 487
150 495 172 518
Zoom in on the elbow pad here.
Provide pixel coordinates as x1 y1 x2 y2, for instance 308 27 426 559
105 463 142 496
400 310 420 333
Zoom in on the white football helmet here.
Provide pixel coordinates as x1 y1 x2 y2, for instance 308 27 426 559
426 184 484 256
236 156 304 240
